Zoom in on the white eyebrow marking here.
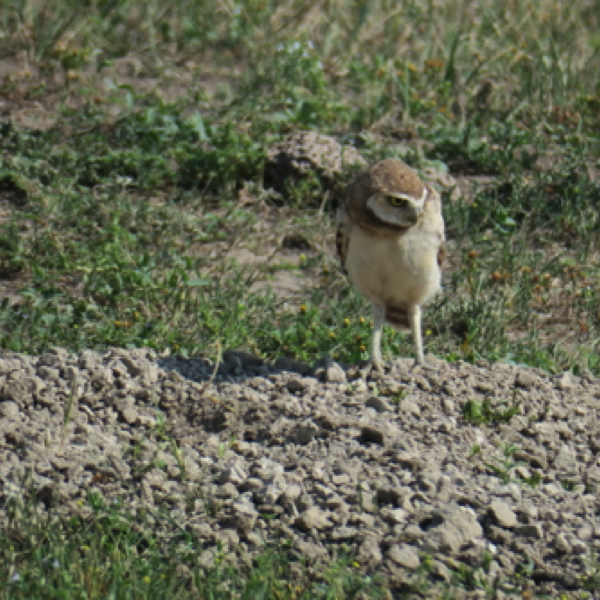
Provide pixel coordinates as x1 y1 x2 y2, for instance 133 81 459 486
387 191 424 203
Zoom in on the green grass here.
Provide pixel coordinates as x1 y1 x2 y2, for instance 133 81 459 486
5 491 595 600
0 492 386 600
0 0 598 371
1 0 600 596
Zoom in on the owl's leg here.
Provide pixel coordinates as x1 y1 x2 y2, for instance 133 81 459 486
370 304 386 373
408 304 427 366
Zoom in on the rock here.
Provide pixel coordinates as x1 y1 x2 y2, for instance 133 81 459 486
388 544 420 569
329 527 357 542
231 499 259 531
515 371 537 389
512 450 547 470
402 524 425 542
431 560 452 583
380 508 408 524
198 548 218 568
295 507 333 532
292 539 327 559
515 523 544 540
489 499 517 528
313 357 346 383
553 533 571 554
212 528 239 548
275 357 312 376
265 131 366 195
0 346 599 594
421 505 483 555
250 457 284 480
0 402 20 419
331 473 352 486
239 477 263 492
254 474 286 504
281 484 302 504
553 449 577 471
314 483 345 510
215 482 239 499
392 452 425 471
400 396 421 416
286 378 307 393
570 538 588 554
356 534 383 566
120 406 139 425
219 459 248 486
576 526 593 541
555 371 575 390
294 419 319 444
365 396 392 412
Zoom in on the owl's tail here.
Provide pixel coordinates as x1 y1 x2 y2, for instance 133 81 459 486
385 304 410 330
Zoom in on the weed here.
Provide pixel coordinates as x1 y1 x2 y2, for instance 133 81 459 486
481 443 541 488
462 392 521 426
60 373 78 445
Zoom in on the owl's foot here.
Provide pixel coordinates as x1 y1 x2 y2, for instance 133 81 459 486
411 354 438 371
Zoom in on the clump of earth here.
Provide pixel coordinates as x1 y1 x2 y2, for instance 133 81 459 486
1 347 599 598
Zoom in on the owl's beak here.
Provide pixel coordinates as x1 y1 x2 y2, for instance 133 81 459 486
407 211 419 225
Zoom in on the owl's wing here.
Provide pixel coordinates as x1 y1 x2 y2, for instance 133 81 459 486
335 204 351 275
424 185 446 269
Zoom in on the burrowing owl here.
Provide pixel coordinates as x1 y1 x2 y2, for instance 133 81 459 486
336 158 445 371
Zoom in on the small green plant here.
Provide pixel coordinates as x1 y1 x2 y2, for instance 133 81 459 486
484 443 521 484
170 438 187 480
521 472 543 488
481 443 541 488
560 479 578 492
470 444 482 457
60 374 79 445
462 392 521 426
581 551 600 592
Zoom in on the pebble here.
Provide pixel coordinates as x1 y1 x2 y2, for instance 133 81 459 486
489 499 517 528
388 544 420 569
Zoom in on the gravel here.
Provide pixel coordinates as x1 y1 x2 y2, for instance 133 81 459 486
1 347 599 596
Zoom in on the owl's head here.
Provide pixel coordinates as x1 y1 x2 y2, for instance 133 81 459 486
366 186 427 228
345 158 430 233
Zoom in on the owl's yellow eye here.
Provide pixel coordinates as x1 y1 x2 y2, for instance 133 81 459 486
387 196 407 207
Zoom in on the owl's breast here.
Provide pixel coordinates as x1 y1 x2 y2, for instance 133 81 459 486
345 225 442 307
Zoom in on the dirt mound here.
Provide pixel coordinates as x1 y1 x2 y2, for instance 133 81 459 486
1 348 599 597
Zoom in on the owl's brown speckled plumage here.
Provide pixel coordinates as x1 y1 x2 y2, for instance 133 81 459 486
336 158 445 370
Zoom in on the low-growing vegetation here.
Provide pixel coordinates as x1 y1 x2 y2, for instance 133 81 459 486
1 491 387 599
0 0 599 373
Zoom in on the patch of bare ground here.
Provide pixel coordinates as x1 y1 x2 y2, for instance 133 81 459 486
1 347 599 597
